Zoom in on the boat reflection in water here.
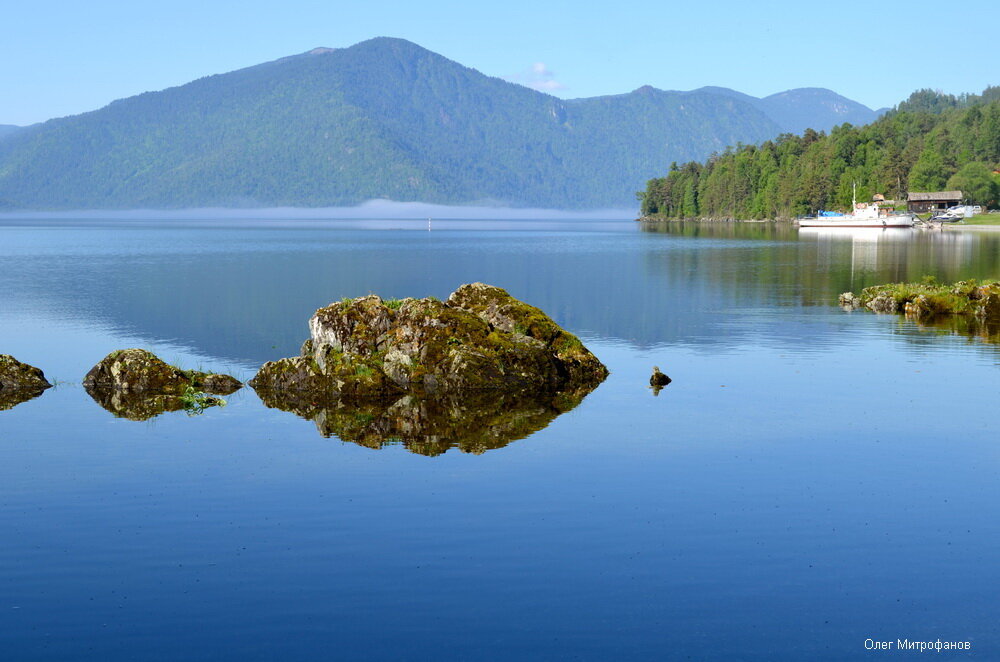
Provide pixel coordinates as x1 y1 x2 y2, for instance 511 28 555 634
798 226 977 277
254 385 600 456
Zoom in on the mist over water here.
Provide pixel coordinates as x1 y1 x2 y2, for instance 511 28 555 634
0 199 635 221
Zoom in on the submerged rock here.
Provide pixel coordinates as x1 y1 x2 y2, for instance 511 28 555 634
0 354 51 393
255 385 595 455
250 283 608 399
83 349 241 395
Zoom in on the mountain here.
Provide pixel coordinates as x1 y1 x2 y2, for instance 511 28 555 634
692 86 877 134
0 125 22 140
757 88 877 134
0 38 873 211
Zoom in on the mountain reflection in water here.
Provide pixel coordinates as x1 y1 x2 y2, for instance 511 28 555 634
254 385 597 455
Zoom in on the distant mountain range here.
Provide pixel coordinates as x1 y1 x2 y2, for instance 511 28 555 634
0 38 881 211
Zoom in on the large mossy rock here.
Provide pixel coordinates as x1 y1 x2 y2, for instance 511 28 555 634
250 283 608 398
83 349 242 395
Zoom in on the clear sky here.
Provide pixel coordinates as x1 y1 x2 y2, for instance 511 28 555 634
2 0 996 126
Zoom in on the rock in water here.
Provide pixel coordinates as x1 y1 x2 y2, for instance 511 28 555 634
0 354 52 392
0 354 52 410
650 366 671 386
250 283 609 398
83 349 241 395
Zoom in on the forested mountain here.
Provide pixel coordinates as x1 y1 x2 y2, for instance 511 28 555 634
0 38 875 211
0 125 21 140
638 88 1000 220
693 86 878 134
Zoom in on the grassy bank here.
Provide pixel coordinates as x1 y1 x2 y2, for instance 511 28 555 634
963 214 1000 226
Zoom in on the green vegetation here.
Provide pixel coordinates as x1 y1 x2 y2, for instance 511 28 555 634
178 385 226 416
0 39 878 211
965 214 1000 225
639 88 1000 220
840 277 1000 319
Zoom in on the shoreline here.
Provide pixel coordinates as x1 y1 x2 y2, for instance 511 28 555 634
635 216 786 223
637 216 1000 231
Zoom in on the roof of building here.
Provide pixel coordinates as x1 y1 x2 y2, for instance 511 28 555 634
907 190 963 201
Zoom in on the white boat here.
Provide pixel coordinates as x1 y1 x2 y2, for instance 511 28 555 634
799 203 916 228
798 184 916 228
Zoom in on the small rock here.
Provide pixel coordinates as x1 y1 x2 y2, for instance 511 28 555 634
838 292 862 309
977 290 1000 321
0 354 51 393
650 366 671 387
200 373 243 395
866 295 898 314
83 349 240 394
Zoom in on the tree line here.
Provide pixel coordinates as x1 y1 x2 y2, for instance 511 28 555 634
638 88 1000 219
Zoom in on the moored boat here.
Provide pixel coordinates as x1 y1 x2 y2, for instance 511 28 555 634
798 184 916 228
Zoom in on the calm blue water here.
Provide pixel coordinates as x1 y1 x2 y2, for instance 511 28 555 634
1 218 999 660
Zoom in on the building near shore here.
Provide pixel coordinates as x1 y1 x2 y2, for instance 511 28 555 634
907 191 963 212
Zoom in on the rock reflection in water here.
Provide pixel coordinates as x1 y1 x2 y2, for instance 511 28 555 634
906 314 1000 346
84 386 224 421
254 387 596 456
0 388 47 411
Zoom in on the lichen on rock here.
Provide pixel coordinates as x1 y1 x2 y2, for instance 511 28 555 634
83 349 242 395
0 354 52 410
0 354 52 392
250 283 609 400
82 349 240 419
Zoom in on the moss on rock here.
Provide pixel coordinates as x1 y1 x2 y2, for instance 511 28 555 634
83 349 242 395
0 354 52 394
840 279 1000 321
250 283 609 400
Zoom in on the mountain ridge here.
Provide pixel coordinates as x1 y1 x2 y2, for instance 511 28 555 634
0 37 880 210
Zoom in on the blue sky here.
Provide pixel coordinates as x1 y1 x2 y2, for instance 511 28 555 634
2 0 996 126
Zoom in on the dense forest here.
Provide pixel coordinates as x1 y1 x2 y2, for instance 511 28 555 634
638 88 1000 220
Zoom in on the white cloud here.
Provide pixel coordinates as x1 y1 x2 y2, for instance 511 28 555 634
506 62 567 93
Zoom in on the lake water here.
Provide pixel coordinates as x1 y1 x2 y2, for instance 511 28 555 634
1 218 998 660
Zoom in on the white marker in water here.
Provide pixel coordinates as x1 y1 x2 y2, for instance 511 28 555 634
428 217 432 232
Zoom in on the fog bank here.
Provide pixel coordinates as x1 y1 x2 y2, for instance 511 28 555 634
0 200 635 220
